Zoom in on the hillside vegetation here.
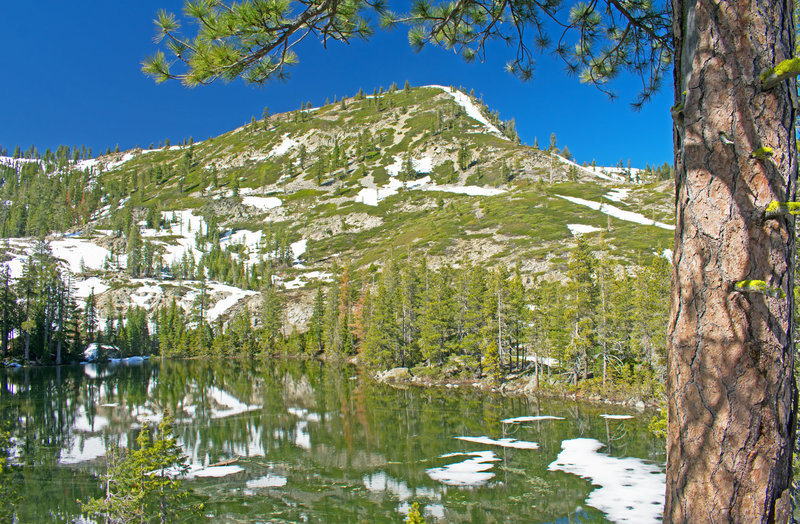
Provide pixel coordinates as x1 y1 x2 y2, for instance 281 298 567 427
0 84 674 394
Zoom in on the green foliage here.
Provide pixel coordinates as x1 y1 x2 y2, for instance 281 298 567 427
750 146 774 160
765 200 800 216
81 418 199 523
734 279 785 299
648 401 668 439
406 502 426 524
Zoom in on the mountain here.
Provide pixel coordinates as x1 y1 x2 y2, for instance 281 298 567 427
0 84 674 335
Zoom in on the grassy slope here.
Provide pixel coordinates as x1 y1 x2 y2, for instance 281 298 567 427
95 86 674 276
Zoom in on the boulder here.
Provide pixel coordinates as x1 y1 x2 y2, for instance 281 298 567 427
380 367 411 383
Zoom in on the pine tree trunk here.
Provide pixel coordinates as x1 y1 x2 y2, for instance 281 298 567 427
667 1 797 521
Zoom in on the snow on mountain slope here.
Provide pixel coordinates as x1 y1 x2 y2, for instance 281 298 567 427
206 284 258 322
385 155 434 176
556 194 674 230
426 85 507 139
567 224 604 236
269 134 298 157
0 156 43 170
355 174 507 206
151 210 207 266
241 196 282 211
1 236 114 279
555 155 624 182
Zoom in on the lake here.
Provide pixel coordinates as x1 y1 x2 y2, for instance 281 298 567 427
0 359 665 523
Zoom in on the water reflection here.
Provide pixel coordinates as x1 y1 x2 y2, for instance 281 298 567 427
1 359 665 523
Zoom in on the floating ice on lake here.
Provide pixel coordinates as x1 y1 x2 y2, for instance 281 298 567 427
548 438 665 524
193 465 244 478
501 415 565 424
426 451 499 486
455 436 539 449
246 475 287 488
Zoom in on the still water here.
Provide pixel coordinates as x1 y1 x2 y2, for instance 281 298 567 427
0 359 665 522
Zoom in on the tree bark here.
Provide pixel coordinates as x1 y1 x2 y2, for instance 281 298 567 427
667 0 797 522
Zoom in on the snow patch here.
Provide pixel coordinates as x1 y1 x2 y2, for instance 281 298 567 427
206 283 258 323
604 188 630 202
556 194 674 230
423 184 505 197
105 152 137 171
356 177 404 206
567 224 603 236
290 239 307 263
600 414 634 420
158 210 207 266
283 277 306 290
356 177 505 206
50 238 113 273
556 156 624 182
267 134 298 157
73 277 110 300
241 196 282 211
426 86 506 139
548 438 665 524
385 155 434 176
129 281 164 309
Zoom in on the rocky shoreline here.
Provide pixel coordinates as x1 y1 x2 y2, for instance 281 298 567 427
373 365 660 411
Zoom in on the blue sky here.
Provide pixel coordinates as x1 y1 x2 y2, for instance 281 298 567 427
0 1 674 167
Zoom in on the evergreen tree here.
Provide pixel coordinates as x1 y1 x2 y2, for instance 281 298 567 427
82 418 196 524
84 288 97 342
307 287 325 354
260 281 283 354
418 268 455 365
457 142 470 171
361 261 400 367
127 222 142 277
565 236 598 381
